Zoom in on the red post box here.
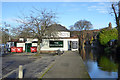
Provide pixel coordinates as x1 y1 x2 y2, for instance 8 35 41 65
31 47 37 53
11 47 17 53
16 47 23 53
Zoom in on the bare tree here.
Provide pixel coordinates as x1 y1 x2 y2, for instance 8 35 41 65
69 25 74 31
74 20 92 31
1 29 9 44
12 26 34 39
70 20 92 50
111 2 120 79
2 22 11 43
111 1 120 47
16 9 57 53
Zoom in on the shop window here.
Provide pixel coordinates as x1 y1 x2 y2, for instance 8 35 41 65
72 41 78 49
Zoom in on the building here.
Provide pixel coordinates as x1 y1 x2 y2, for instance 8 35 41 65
11 24 79 53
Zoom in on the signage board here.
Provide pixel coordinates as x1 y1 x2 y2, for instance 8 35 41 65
49 41 63 47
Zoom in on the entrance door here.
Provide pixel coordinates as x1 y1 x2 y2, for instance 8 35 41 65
25 43 32 52
68 41 72 50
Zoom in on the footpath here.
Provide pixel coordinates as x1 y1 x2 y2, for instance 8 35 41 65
42 51 90 78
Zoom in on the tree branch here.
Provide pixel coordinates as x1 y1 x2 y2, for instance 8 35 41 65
112 4 119 26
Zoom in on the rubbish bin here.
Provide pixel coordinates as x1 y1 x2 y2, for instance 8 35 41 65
11 47 17 53
31 47 37 53
16 47 23 53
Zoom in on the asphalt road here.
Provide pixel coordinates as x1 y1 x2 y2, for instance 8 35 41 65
2 53 57 78
2 54 37 77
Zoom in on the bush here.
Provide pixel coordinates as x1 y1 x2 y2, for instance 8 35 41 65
99 28 118 46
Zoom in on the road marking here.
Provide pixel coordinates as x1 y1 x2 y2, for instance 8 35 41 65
2 68 18 78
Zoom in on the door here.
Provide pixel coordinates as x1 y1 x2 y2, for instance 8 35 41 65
68 41 72 50
25 43 32 52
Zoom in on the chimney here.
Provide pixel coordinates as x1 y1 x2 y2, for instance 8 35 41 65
108 22 112 29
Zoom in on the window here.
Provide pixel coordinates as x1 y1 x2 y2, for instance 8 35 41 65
49 41 63 48
72 41 78 49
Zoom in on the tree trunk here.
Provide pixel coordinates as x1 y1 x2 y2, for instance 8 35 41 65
81 32 84 49
118 64 120 80
118 1 120 47
118 27 120 47
37 44 41 54
37 39 41 54
79 38 81 53
82 40 85 49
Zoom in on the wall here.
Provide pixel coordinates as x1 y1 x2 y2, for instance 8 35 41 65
40 39 68 51
17 38 78 52
57 32 70 37
40 38 78 51
32 43 37 47
50 31 70 38
19 38 24 41
32 39 38 41
27 38 33 41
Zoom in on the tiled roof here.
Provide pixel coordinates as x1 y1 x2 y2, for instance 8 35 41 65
48 24 70 32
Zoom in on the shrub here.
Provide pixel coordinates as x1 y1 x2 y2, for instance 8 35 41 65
99 28 118 46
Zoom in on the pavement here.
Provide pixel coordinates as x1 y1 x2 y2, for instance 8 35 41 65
2 51 90 79
43 51 90 78
2 53 57 78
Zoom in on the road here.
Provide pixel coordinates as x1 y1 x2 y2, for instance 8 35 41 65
2 53 57 78
2 55 36 76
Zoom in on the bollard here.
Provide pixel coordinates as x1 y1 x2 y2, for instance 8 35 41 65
19 65 23 78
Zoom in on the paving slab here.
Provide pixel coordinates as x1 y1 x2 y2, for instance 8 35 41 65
43 51 90 78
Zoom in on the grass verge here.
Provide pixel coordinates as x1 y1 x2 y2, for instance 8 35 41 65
39 61 55 79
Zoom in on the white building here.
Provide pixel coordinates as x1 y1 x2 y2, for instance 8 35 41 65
17 24 79 52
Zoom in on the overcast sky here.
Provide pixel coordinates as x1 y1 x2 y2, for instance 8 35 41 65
2 0 119 30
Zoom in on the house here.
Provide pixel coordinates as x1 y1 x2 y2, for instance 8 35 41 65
15 24 79 53
17 38 38 52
